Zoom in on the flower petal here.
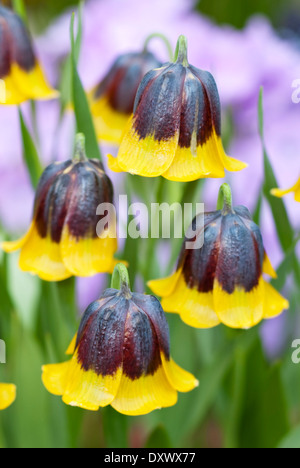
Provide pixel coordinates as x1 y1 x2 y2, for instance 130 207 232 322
148 268 182 297
213 277 264 329
91 96 130 145
161 354 199 393
42 362 71 396
0 383 16 410
110 115 178 177
1 222 34 253
60 227 119 277
18 223 71 281
160 274 220 328
0 63 58 105
263 253 277 278
42 354 122 411
111 365 177 416
263 281 289 319
162 132 226 181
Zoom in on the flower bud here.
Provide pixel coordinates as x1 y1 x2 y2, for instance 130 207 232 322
108 35 247 181
42 266 198 415
90 50 162 144
2 135 121 281
149 186 289 329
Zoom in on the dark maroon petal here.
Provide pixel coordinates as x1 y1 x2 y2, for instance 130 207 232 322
131 293 170 359
0 6 35 73
179 69 214 148
122 300 161 379
189 65 221 137
64 162 114 241
34 160 114 243
77 293 128 376
132 63 186 142
182 214 222 292
34 161 72 239
0 16 11 78
215 212 263 293
94 51 162 114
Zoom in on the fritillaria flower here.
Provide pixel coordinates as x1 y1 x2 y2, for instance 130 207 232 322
0 383 16 410
42 264 198 415
0 5 58 105
149 184 289 329
108 35 247 181
2 134 120 281
90 49 162 144
271 176 300 202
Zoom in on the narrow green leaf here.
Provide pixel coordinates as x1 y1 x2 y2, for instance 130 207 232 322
60 2 83 112
224 347 247 448
145 425 172 448
239 339 290 448
70 11 102 161
19 109 43 189
258 88 294 252
12 0 27 22
252 187 263 225
258 88 300 288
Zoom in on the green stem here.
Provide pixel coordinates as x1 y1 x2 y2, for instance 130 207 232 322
73 133 87 162
217 183 233 213
111 264 131 293
143 33 174 61
174 35 189 66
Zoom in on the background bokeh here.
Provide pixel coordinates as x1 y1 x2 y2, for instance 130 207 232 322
0 0 299 448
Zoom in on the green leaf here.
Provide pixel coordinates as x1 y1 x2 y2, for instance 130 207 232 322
224 347 247 448
164 341 233 444
70 10 102 161
19 109 43 189
258 88 294 252
277 424 300 448
196 0 285 29
145 425 172 448
258 88 300 286
12 0 27 22
59 2 83 112
6 318 68 448
238 339 290 448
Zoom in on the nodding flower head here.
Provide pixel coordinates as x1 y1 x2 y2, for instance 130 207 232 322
149 184 289 329
2 134 122 281
108 35 247 181
90 50 162 144
42 264 198 416
0 5 58 104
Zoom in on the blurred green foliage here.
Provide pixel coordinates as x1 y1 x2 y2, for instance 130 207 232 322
196 0 299 28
